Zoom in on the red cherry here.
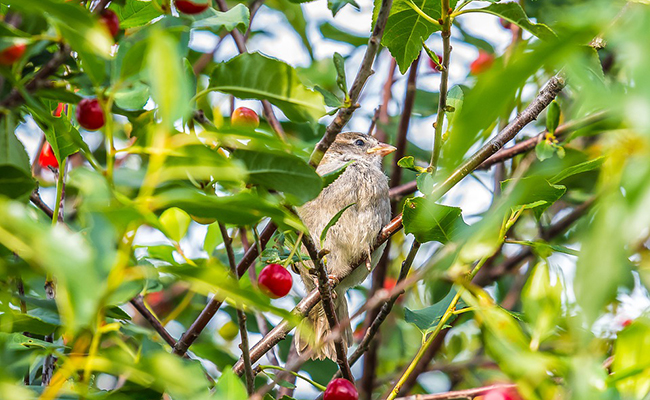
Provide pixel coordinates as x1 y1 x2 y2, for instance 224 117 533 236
231 107 260 129
427 54 443 73
470 50 495 75
622 319 633 328
53 103 65 118
76 98 105 131
500 18 512 30
100 9 120 38
324 379 358 400
481 387 521 400
38 142 59 169
258 263 292 299
174 0 210 14
0 43 26 65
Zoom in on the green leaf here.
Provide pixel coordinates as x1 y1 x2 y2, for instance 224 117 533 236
113 80 150 110
328 0 360 16
466 2 556 41
412 89 440 117
26 103 84 163
0 199 103 333
234 149 322 205
546 100 561 134
150 188 304 230
445 85 466 127
5 0 112 58
321 160 354 189
397 156 426 172
0 116 35 201
320 203 355 247
109 0 163 29
319 22 368 47
455 22 495 54
314 86 344 108
612 317 650 399
203 222 223 255
381 0 442 73
192 4 250 34
405 289 466 333
0 310 59 336
549 156 604 184
402 197 469 244
146 28 191 128
535 140 556 162
159 207 191 242
501 176 566 218
210 53 325 122
521 261 562 346
214 369 247 400
333 52 348 97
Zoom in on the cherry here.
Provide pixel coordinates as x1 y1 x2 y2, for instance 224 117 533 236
0 43 26 65
427 53 443 73
500 18 512 30
100 9 120 38
622 319 633 328
76 98 105 131
470 50 495 75
258 263 292 299
38 142 59 169
231 107 260 129
174 0 210 14
324 378 358 400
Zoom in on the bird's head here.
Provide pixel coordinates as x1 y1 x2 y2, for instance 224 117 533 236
321 132 396 170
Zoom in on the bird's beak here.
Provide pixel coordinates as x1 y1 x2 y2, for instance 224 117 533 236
367 142 397 157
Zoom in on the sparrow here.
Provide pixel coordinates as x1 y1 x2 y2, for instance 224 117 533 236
294 132 396 360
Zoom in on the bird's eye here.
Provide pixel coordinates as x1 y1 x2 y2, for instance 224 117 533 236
354 139 365 147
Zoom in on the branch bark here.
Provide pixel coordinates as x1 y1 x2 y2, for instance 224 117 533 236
393 383 517 400
130 296 177 348
301 233 354 382
309 0 394 167
374 57 397 143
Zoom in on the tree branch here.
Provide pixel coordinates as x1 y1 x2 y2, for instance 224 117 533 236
430 6 453 171
130 295 177 348
172 222 277 356
30 189 54 219
309 0 394 167
374 57 397 143
301 233 354 381
393 383 517 400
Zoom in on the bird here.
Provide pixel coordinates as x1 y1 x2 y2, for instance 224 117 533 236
294 131 396 360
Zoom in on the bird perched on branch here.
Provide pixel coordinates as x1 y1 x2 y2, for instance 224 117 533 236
295 132 396 360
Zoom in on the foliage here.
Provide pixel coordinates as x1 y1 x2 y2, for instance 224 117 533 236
1 0 649 399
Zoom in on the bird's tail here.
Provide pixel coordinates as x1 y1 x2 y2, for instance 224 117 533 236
294 292 352 361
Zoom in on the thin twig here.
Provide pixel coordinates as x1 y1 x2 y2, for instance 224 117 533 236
309 0 394 167
430 3 453 171
172 222 277 356
130 296 177 348
394 383 517 400
219 223 255 394
300 233 354 381
30 189 54 219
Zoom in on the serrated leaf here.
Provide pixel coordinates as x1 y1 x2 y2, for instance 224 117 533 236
210 52 325 122
403 197 469 244
321 160 354 188
328 0 360 16
109 0 163 29
405 289 467 333
381 0 443 73
234 149 322 205
320 203 355 247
